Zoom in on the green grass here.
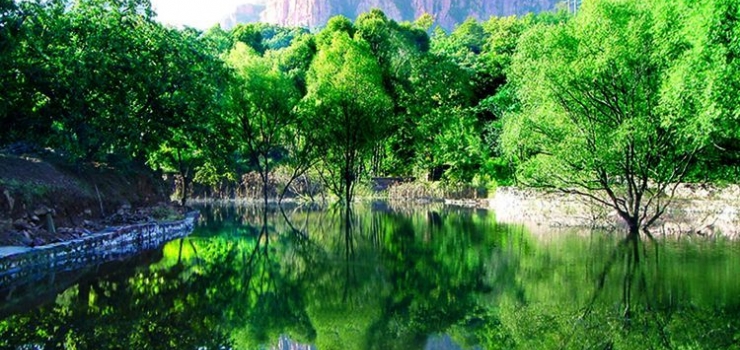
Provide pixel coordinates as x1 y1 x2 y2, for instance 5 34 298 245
0 178 52 203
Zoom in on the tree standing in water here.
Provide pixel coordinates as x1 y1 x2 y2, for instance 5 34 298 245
301 17 392 205
227 42 300 207
501 0 701 236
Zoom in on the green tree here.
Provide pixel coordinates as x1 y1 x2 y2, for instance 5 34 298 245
664 0 740 182
146 131 203 206
231 23 265 54
301 28 391 203
1 0 205 164
705 0 740 173
253 22 309 51
501 0 700 236
227 42 301 206
400 43 479 182
202 24 233 55
145 26 234 206
0 0 48 145
354 10 436 177
267 38 321 202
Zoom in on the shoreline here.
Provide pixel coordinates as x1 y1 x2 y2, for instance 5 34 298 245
0 212 198 287
192 185 740 240
488 186 740 239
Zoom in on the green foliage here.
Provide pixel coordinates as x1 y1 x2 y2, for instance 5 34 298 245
255 23 309 50
231 23 265 54
662 0 740 181
226 42 301 203
201 24 233 54
0 178 51 203
501 0 704 232
301 30 392 202
4 3 740 204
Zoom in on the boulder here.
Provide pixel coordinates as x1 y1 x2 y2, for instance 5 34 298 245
13 219 33 230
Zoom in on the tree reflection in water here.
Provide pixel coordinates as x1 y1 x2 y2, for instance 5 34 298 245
1 202 739 349
499 231 740 350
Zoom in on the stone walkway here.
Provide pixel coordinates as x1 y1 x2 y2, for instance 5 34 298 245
0 246 32 258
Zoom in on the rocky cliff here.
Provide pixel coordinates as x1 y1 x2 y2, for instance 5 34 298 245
222 3 267 29
240 0 561 30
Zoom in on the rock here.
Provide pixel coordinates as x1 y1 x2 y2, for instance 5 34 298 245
19 231 33 246
0 219 12 231
221 3 265 29
31 237 45 247
84 209 92 216
3 189 13 211
258 0 561 31
13 219 33 230
34 206 50 216
30 215 40 222
45 212 56 234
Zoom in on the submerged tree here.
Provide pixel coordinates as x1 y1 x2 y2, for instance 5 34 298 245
501 0 702 236
227 42 301 206
301 22 391 204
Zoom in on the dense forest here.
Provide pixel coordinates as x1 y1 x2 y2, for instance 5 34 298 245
1 0 739 229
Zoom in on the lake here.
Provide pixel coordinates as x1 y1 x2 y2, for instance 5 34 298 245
1 202 740 349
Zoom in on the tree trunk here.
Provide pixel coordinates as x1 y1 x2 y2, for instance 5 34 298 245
177 148 190 207
626 216 640 240
180 174 190 207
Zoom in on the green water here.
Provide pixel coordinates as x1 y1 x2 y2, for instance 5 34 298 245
2 202 740 349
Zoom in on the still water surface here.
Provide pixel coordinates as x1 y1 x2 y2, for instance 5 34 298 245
1 202 740 349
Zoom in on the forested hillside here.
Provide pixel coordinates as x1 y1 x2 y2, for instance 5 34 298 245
1 0 738 220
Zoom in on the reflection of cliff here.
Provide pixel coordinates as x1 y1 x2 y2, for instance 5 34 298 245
225 0 561 30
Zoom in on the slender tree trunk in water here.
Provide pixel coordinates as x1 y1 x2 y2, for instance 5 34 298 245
628 224 639 238
617 209 641 241
278 177 290 204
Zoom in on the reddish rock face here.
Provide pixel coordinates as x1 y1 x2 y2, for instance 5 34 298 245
258 0 561 30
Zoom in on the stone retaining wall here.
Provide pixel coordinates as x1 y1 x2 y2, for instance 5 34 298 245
0 213 198 287
490 186 740 239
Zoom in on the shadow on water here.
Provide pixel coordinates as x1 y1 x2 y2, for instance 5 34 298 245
2 202 740 349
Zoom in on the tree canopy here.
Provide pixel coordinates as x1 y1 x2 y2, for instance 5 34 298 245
2 0 739 226
500 0 703 234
